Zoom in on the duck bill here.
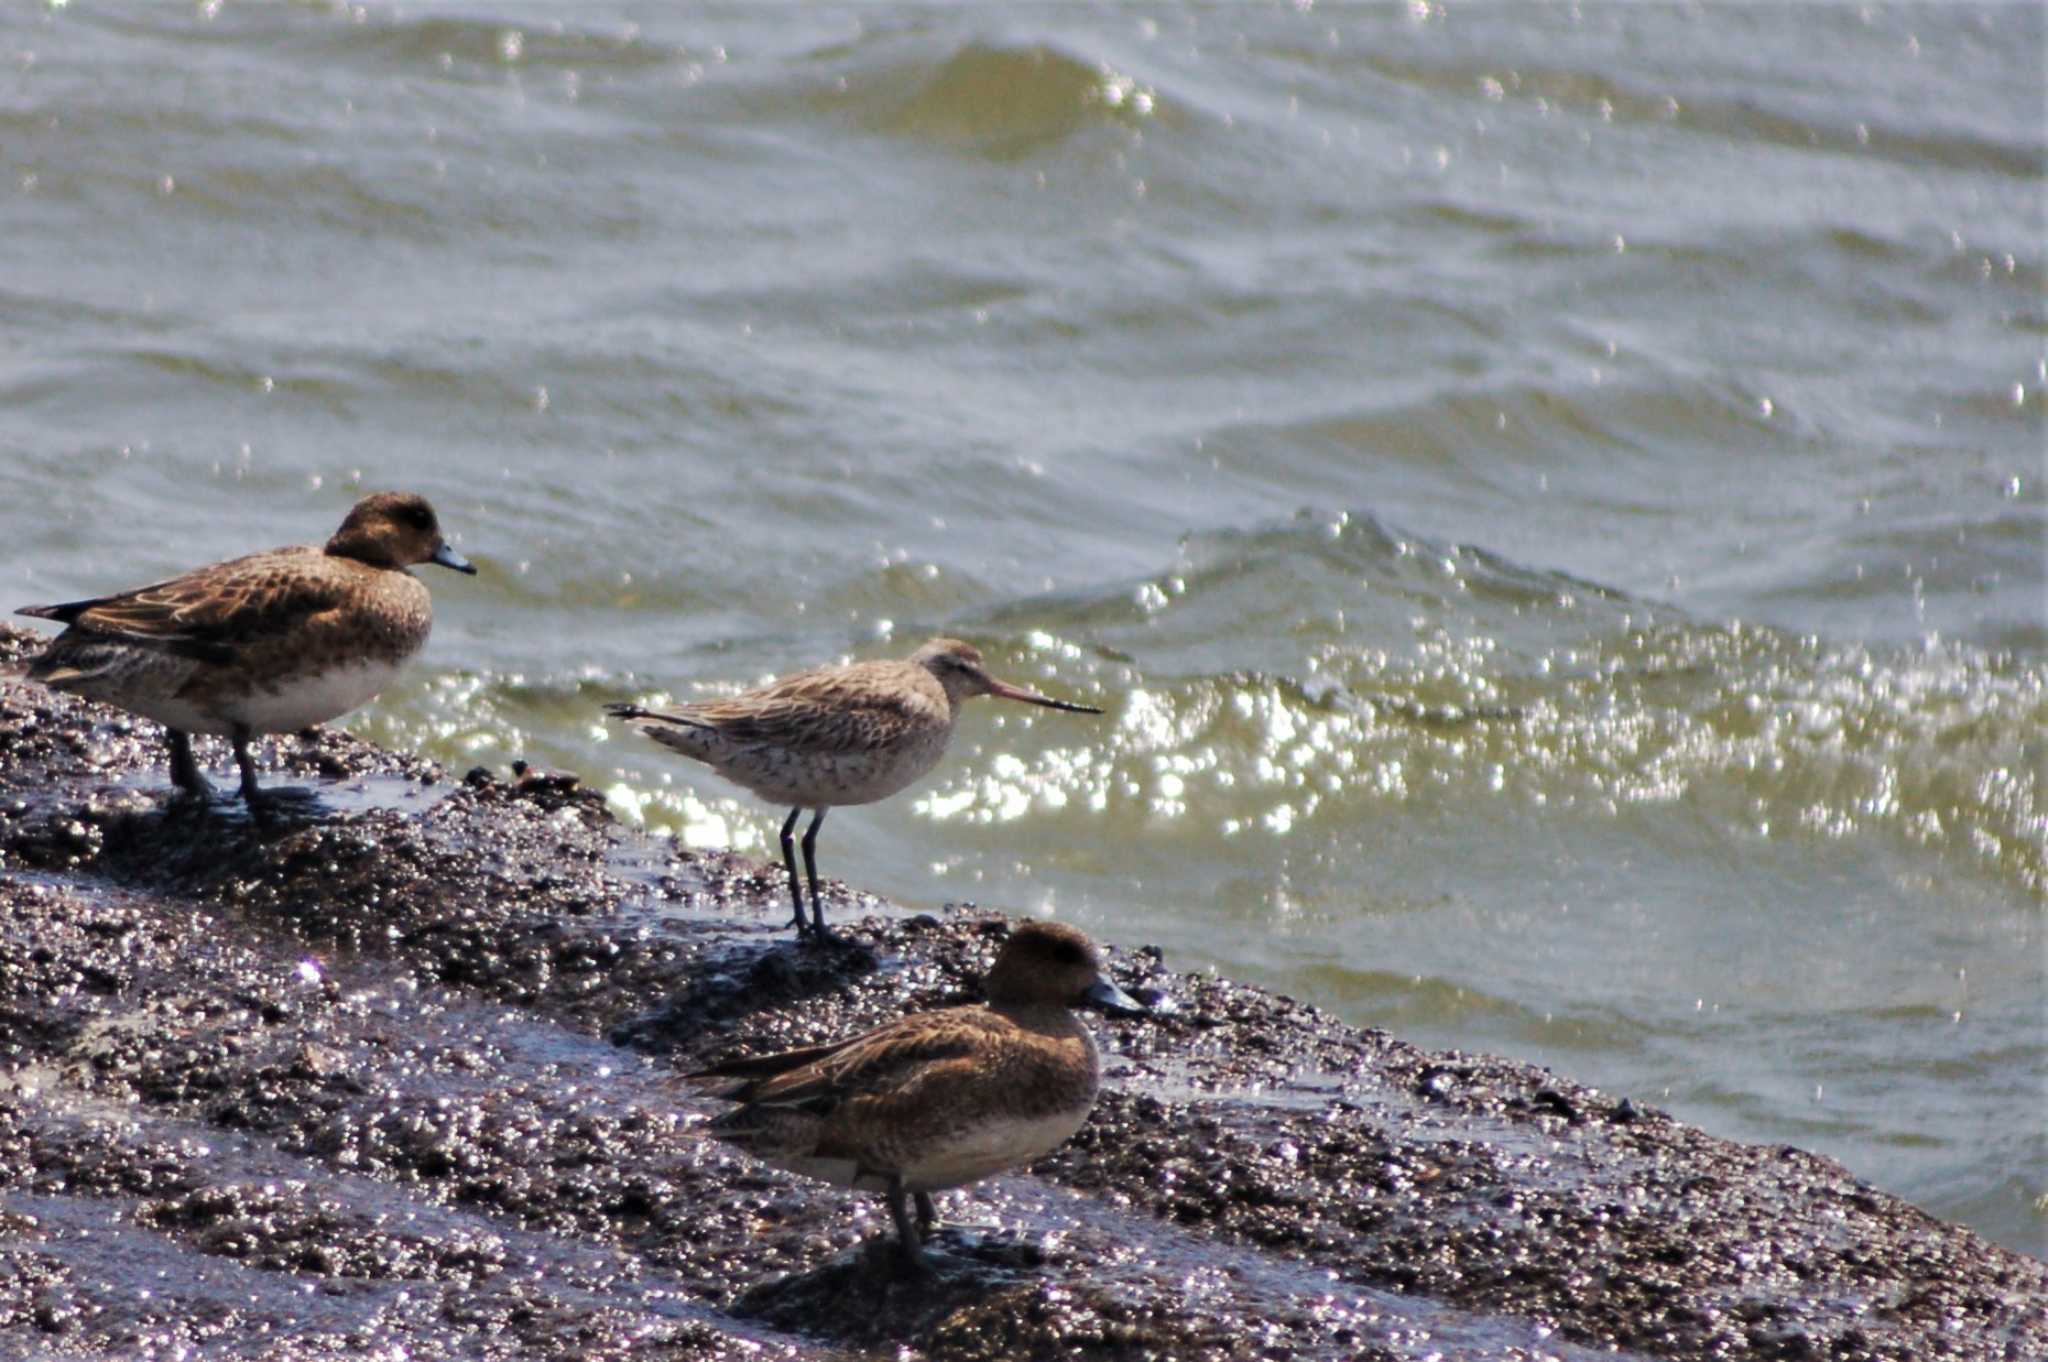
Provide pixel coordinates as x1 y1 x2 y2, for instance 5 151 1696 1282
985 676 1102 714
430 541 478 575
1082 975 1145 1015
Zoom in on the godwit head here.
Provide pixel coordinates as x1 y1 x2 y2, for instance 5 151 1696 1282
911 638 1102 714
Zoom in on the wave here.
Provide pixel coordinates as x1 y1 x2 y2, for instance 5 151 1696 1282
824 37 1180 158
964 512 2046 901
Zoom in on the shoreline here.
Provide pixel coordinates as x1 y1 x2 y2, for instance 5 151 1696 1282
0 624 2040 1362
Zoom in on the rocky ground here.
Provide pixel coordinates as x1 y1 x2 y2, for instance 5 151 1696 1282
0 624 2040 1361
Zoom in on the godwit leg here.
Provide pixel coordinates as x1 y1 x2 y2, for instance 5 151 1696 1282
800 808 831 938
166 729 212 800
777 807 807 933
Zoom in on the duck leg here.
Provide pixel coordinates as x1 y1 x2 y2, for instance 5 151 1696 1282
799 808 832 939
885 1175 930 1273
231 724 269 811
166 729 212 800
915 1190 938 1238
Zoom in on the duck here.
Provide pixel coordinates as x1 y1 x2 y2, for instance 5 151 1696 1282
687 919 1141 1269
14 491 475 809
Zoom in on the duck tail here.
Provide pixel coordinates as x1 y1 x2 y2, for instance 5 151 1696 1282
17 599 98 625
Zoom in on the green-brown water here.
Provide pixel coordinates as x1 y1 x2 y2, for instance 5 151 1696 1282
2 1 2041 1255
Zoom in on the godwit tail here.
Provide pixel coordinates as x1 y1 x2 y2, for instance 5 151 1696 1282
603 701 712 731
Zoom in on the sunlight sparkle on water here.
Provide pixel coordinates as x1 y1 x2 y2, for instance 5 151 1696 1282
358 615 2041 901
604 781 753 852
1092 68 1156 115
915 746 1098 826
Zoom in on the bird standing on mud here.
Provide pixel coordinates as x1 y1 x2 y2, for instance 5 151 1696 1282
12 491 475 811
606 637 1101 939
686 919 1143 1270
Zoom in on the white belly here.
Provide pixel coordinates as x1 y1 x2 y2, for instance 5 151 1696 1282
188 659 407 735
862 1108 1091 1194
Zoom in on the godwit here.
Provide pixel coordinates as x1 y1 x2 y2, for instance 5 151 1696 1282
606 637 1101 938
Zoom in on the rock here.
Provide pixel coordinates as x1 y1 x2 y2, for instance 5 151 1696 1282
0 623 2040 1361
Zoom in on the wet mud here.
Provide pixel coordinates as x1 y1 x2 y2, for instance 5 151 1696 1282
0 625 2040 1361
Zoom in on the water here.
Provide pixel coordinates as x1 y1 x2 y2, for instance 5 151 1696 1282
2 1 2041 1256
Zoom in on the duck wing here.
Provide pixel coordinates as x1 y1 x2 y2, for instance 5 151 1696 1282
19 547 336 666
688 1009 1003 1117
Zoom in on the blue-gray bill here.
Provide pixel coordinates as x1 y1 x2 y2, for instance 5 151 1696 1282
430 542 477 575
1083 975 1147 1015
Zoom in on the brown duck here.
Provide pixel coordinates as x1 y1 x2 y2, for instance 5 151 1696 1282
14 491 474 808
688 920 1142 1269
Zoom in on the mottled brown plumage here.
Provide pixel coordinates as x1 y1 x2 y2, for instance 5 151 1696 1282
688 920 1140 1268
607 638 1102 938
15 492 475 808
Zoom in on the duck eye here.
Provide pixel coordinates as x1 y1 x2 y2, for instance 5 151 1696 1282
405 506 434 531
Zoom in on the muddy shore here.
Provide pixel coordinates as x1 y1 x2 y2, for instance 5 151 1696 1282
0 625 2039 1361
